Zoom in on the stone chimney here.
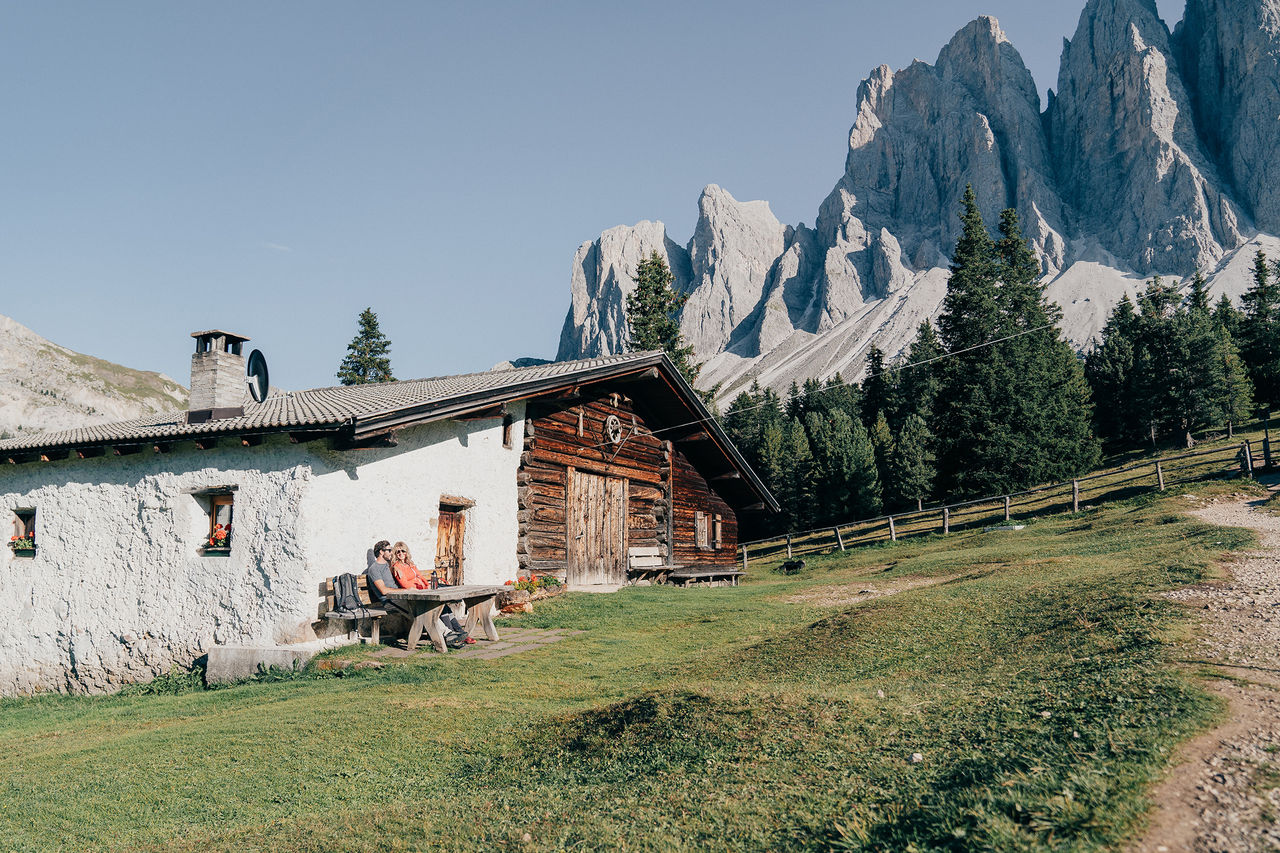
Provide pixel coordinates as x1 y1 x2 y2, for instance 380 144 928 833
187 330 250 424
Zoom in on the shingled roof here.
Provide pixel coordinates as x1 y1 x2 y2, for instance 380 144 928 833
0 351 779 512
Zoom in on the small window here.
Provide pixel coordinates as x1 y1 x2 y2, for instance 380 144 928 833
193 489 235 554
9 509 35 556
502 413 514 449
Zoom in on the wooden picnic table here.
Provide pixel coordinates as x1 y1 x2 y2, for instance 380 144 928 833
383 585 505 653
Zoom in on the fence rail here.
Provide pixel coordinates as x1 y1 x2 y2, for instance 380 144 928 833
740 440 1256 568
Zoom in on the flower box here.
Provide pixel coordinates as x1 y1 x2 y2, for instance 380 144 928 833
200 546 231 557
9 547 35 558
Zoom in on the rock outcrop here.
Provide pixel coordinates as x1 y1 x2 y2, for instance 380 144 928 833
557 221 692 360
0 314 187 437
1050 0 1246 274
557 0 1280 404
1175 0 1280 234
680 186 790 356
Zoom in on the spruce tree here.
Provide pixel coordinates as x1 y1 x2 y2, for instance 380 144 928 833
1214 294 1242 339
1238 249 1280 409
337 307 395 385
886 413 936 511
806 410 881 522
1186 270 1211 313
1085 296 1140 444
869 411 895 508
898 321 943 424
933 199 1098 497
1086 277 1253 446
625 251 700 387
779 418 815 531
861 346 895 428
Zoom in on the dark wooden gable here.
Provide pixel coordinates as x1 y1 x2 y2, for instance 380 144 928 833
516 383 743 580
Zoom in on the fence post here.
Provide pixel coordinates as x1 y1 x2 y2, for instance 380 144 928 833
1156 461 1165 491
834 527 846 551
1244 441 1255 478
888 516 897 541
741 545 748 572
1072 479 1080 513
942 507 950 535
786 534 793 559
1003 495 1011 521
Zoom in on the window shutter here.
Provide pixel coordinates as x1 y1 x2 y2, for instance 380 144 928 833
695 510 707 548
713 514 722 549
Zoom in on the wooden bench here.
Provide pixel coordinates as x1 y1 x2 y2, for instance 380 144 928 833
627 547 743 587
320 575 390 644
667 568 745 587
627 546 683 585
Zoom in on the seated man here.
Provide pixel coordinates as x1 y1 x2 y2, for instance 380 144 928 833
364 540 411 618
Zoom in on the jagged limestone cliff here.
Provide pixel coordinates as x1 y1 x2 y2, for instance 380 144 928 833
557 0 1280 405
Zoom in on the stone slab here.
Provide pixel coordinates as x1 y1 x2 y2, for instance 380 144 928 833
205 645 317 684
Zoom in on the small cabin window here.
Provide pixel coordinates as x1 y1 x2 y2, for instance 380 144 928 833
502 413 514 449
9 508 36 556
192 489 235 554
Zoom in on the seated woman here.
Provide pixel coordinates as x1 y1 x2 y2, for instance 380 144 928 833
391 542 475 644
390 542 431 589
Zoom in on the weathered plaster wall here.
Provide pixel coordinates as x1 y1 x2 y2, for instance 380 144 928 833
0 405 524 695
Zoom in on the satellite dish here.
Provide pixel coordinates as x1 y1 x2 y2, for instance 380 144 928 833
246 349 269 403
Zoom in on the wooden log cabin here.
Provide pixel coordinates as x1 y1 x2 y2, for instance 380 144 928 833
515 353 777 586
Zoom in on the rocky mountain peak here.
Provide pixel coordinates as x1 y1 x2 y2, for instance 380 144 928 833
681 185 790 357
1175 0 1280 233
1051 0 1247 274
0 314 188 437
558 0 1280 404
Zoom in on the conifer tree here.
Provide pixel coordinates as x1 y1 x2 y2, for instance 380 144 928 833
1214 294 1242 339
932 197 1098 497
1238 249 1280 409
886 413 936 511
1085 295 1141 444
337 307 395 385
898 321 943 424
869 411 895 507
625 251 700 387
1086 277 1253 446
861 346 895 428
779 419 815 530
806 410 881 521
1187 270 1211 313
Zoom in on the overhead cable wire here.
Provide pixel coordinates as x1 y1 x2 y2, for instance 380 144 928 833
578 321 1058 452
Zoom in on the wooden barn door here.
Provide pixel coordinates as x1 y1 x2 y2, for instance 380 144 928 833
435 506 466 585
566 468 627 585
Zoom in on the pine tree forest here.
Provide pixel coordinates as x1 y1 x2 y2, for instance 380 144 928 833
721 189 1280 537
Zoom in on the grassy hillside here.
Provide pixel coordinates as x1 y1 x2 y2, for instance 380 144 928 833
0 483 1259 851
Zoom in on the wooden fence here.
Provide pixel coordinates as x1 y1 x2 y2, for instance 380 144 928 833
739 440 1257 568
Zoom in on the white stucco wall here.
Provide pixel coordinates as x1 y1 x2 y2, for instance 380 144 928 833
0 405 525 695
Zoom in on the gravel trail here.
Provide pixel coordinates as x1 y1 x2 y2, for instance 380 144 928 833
1134 492 1280 852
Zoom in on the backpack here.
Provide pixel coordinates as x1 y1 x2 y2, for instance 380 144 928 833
333 573 371 619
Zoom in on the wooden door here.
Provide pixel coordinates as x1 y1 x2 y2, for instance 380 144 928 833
566 468 627 585
435 507 465 585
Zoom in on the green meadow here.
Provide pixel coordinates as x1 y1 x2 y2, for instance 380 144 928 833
0 483 1260 852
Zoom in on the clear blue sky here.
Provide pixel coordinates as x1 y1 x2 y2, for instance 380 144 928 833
0 1 1183 390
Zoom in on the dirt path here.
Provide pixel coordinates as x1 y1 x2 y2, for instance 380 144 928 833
1133 492 1280 851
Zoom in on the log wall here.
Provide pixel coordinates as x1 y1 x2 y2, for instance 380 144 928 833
516 392 739 577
